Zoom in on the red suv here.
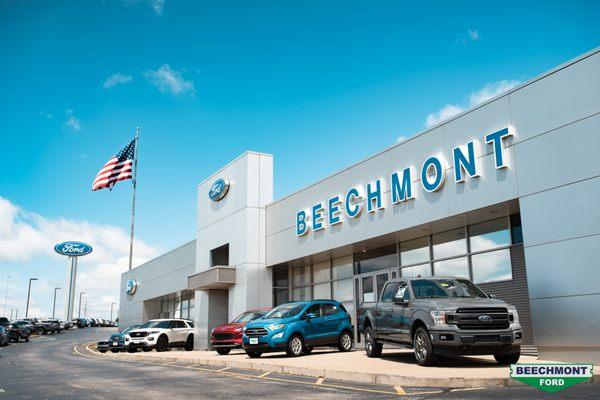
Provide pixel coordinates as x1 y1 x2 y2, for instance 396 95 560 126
211 309 270 355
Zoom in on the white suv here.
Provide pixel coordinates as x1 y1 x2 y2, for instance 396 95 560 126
127 319 195 352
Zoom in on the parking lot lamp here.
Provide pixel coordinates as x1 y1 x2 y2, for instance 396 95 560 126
3 275 10 315
52 287 61 318
78 291 85 318
25 278 38 318
110 302 116 321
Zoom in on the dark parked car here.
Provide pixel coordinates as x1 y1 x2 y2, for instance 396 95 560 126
98 324 142 353
14 320 36 335
358 277 522 366
5 323 30 342
0 326 9 346
22 318 53 335
42 319 62 334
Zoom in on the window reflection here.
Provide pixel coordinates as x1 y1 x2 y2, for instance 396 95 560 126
400 236 430 265
433 256 469 279
432 228 467 259
471 248 512 283
469 218 510 252
401 263 432 278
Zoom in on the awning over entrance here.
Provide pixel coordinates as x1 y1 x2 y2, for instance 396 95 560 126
188 266 236 290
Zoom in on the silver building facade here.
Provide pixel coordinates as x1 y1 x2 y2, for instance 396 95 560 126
121 48 600 363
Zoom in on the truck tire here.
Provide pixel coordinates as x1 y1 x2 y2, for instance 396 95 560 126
216 348 231 355
184 335 194 351
245 350 262 358
36 327 45 335
286 334 304 357
494 352 520 365
338 331 353 352
364 326 382 357
156 336 168 352
413 327 436 366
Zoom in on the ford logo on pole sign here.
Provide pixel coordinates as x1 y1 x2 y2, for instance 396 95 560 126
126 279 138 296
208 178 230 202
54 241 93 257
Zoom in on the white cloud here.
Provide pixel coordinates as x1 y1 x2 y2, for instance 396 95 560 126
39 111 52 119
0 196 159 319
64 109 81 132
143 64 195 96
103 73 133 89
397 136 407 143
467 29 480 42
424 80 521 128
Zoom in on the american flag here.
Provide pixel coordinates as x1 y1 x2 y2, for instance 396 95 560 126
92 139 136 191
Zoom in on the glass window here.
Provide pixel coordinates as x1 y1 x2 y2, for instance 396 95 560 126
312 261 330 283
355 244 397 274
381 282 398 303
469 218 510 252
292 266 309 286
471 248 513 283
313 282 331 299
433 256 469 279
273 289 289 306
411 278 487 299
332 255 354 280
361 276 375 302
322 304 338 316
292 286 309 301
397 283 410 301
401 263 432 278
273 267 289 288
400 236 430 265
332 278 353 302
510 214 523 244
265 303 306 319
306 304 321 317
432 228 466 259
376 273 388 299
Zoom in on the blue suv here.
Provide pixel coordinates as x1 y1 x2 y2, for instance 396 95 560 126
242 300 353 358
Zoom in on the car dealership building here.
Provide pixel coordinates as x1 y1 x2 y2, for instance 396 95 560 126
120 48 600 363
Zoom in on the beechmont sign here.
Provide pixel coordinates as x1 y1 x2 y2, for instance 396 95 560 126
296 126 514 236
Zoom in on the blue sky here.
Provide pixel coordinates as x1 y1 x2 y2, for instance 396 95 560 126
0 0 598 319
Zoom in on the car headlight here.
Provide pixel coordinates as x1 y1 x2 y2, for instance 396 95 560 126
508 306 519 325
430 311 449 327
233 327 243 333
266 324 285 331
272 332 284 339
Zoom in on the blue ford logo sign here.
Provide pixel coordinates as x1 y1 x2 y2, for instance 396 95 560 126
126 279 138 296
208 178 230 202
478 315 492 323
54 241 93 257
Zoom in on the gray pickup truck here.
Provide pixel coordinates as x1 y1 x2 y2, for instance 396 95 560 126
358 277 522 366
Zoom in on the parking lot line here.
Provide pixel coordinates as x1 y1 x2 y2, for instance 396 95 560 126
218 366 231 371
258 371 272 378
315 377 324 385
395 386 406 394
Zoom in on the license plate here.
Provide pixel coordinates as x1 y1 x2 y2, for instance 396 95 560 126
249 338 258 345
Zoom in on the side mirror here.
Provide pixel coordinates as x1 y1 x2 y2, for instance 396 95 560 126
305 312 317 320
488 293 496 299
394 296 409 305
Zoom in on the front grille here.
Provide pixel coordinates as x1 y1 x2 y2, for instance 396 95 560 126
454 308 509 330
244 328 268 337
130 331 149 338
475 334 500 342
214 333 235 340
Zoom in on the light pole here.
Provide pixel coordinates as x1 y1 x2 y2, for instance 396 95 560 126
25 278 38 318
3 275 10 315
52 287 61 319
110 302 116 321
78 291 85 318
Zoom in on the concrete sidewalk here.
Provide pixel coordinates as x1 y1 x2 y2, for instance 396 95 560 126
91 346 600 388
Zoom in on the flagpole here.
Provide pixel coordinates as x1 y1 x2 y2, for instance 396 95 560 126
128 126 139 270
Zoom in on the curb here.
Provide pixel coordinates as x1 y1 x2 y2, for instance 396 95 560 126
86 347 600 389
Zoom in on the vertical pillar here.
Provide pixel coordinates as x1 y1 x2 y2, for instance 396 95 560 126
64 256 78 321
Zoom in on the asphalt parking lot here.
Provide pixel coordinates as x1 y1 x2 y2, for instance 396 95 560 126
0 328 598 399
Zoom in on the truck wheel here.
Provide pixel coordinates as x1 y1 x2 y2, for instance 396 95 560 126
364 326 382 357
111 349 120 353
413 327 436 366
156 336 168 352
338 331 353 352
216 348 231 355
184 335 194 351
36 327 44 335
286 334 304 357
494 352 520 365
245 350 262 358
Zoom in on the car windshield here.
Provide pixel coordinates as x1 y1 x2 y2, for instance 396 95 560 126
140 320 171 329
231 311 267 323
411 278 487 299
264 304 306 319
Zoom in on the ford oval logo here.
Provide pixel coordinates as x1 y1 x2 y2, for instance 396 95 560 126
208 178 230 202
54 241 93 257
126 279 138 296
478 315 492 323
